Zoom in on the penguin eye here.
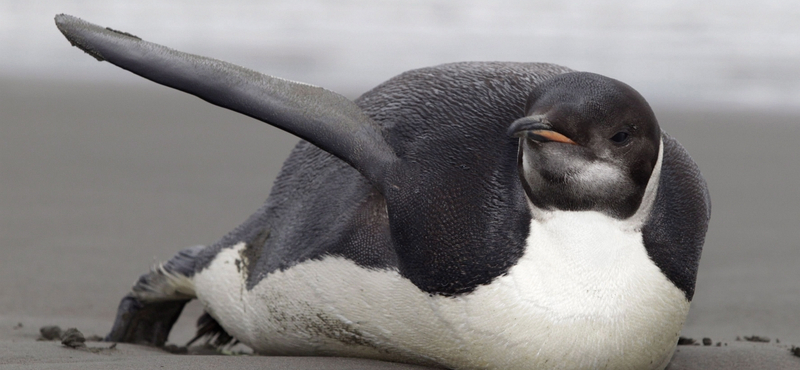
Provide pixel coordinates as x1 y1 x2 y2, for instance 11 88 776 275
610 131 630 144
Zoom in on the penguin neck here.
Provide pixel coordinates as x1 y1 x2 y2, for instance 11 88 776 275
527 136 664 232
511 137 685 326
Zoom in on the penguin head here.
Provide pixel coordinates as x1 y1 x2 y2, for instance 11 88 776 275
508 72 661 219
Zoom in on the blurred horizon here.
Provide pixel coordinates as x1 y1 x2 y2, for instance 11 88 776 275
2 0 800 111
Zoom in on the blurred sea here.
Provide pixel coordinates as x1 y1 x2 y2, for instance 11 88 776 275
2 0 800 111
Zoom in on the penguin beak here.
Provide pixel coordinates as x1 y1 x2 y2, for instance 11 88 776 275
508 116 577 145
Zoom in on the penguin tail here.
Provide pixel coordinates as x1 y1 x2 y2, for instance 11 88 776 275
106 245 204 346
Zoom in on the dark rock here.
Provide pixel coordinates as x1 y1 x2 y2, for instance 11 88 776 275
39 325 63 340
677 337 696 345
61 328 87 348
702 337 712 346
743 335 770 343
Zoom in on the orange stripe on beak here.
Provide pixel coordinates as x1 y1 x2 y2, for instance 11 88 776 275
529 130 577 145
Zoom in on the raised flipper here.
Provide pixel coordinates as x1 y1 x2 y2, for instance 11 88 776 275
54 14 398 190
106 245 203 346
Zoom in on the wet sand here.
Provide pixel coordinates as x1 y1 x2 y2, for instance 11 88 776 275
1 79 798 368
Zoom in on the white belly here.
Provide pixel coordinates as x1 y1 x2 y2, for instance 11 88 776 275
193 211 689 370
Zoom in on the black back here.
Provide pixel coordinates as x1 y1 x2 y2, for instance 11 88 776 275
200 64 710 299
196 62 573 296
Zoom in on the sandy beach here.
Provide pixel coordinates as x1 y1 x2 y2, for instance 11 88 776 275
1 79 799 368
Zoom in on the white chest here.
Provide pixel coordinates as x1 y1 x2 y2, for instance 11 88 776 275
194 211 688 370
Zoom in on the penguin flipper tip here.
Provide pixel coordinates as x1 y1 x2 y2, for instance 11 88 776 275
55 14 399 190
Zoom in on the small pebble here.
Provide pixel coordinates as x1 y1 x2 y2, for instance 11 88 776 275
61 328 87 348
743 335 770 343
790 346 800 358
12 322 23 330
677 337 696 345
39 325 63 341
702 337 712 346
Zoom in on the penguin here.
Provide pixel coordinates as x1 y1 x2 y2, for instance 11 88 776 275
55 14 710 370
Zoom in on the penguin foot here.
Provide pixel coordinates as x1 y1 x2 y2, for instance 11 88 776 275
105 295 189 346
186 312 237 348
105 245 205 346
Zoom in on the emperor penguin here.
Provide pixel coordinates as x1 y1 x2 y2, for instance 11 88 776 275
55 14 710 370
